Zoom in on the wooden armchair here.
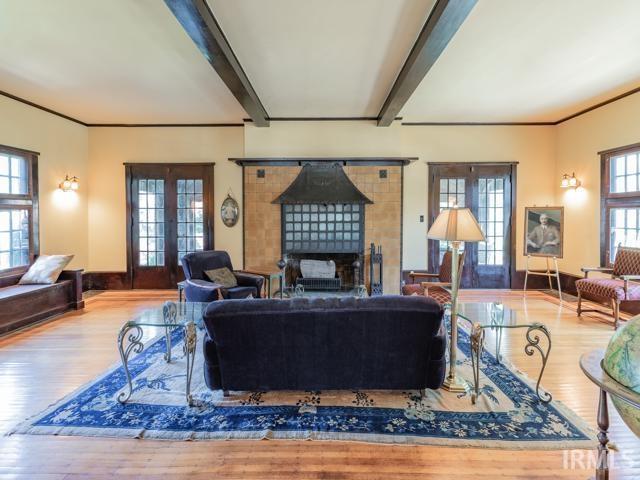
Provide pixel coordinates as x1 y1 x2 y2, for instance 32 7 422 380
403 250 466 305
576 246 640 329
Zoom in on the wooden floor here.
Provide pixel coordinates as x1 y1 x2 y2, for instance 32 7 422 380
0 290 638 479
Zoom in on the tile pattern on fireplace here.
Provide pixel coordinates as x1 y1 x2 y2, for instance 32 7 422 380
244 165 401 294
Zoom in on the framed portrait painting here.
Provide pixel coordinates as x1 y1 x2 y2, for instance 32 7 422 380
524 206 564 258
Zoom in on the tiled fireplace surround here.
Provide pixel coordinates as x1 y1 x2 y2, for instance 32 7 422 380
243 165 402 294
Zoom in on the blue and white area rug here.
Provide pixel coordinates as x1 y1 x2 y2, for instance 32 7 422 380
12 326 596 449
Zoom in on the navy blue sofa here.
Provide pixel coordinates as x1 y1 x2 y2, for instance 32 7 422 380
181 250 264 301
202 295 446 393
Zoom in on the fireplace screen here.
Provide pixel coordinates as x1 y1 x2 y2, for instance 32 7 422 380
282 203 363 253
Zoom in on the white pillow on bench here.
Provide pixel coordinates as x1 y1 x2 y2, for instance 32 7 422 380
19 254 74 285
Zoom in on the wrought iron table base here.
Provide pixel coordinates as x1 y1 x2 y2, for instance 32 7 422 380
117 314 197 406
469 322 552 405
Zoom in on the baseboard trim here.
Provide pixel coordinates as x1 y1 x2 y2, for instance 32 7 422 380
83 272 131 291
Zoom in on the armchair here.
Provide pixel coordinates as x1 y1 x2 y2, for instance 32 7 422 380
402 250 465 305
576 246 640 329
181 250 264 302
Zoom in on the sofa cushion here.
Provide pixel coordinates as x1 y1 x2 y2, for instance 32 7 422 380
224 286 257 299
576 278 640 301
205 267 237 288
0 284 51 300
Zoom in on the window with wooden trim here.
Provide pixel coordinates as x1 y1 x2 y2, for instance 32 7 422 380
601 143 640 265
0 145 39 271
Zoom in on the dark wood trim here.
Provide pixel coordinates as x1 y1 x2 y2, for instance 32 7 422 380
82 271 131 291
555 86 640 125
229 157 418 167
88 123 243 128
0 90 87 127
509 164 518 288
511 269 580 294
241 165 246 269
402 122 554 126
0 144 40 156
244 117 403 122
123 162 216 167
164 0 269 127
427 161 519 166
377 0 477 126
599 143 640 266
400 165 405 293
597 141 640 156
124 166 134 289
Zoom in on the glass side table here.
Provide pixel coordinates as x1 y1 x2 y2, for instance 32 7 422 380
454 302 553 405
117 301 208 406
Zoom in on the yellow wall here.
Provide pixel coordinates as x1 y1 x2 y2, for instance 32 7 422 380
87 127 245 271
246 121 557 271
0 96 88 269
6 89 638 280
556 92 640 275
400 126 557 271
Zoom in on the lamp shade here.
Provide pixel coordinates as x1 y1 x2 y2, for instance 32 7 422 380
427 207 486 242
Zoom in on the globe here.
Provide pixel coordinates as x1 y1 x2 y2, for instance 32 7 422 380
603 315 640 438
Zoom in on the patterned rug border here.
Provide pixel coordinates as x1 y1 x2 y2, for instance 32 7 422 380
9 329 597 450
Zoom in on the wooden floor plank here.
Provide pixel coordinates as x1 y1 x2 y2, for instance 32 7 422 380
0 290 638 479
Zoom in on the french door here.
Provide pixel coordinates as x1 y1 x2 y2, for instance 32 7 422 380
126 163 214 289
428 163 515 288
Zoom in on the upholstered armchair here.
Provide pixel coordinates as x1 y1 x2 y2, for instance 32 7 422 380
576 246 640 329
181 250 264 302
402 250 465 305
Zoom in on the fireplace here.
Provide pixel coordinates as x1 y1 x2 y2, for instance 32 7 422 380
273 163 371 291
284 253 362 290
241 159 405 295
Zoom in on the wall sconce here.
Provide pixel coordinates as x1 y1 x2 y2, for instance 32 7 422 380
560 172 581 189
59 175 79 192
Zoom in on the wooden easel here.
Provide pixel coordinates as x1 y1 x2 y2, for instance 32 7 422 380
523 255 562 297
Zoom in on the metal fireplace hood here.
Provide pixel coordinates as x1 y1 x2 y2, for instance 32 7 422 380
272 163 373 205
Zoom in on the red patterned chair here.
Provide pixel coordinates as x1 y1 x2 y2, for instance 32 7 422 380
576 246 640 329
402 250 465 305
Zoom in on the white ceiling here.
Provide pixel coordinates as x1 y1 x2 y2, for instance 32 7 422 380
0 0 639 123
400 0 640 123
0 0 245 123
208 0 434 118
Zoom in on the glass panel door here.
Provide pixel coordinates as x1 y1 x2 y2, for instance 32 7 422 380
429 164 514 288
128 164 214 289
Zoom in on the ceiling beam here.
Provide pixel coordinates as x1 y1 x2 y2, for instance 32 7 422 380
164 0 269 126
377 0 477 127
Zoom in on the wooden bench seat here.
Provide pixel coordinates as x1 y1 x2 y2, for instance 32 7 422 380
0 269 84 336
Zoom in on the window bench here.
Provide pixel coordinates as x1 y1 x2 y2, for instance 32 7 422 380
0 269 84 335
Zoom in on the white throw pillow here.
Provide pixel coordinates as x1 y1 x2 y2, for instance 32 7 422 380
19 254 74 285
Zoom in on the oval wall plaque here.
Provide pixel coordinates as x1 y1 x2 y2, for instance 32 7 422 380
221 194 239 227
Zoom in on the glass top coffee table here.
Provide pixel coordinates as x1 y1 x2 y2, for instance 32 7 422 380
117 301 208 406
454 302 552 405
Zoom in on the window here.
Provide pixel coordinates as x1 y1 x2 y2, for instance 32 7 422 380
137 179 165 267
177 179 204 264
0 145 38 271
438 178 465 263
478 177 505 265
601 143 640 265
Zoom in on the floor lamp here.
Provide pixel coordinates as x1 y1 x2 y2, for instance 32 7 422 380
427 207 485 392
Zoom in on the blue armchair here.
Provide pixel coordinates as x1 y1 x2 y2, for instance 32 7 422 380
181 250 264 302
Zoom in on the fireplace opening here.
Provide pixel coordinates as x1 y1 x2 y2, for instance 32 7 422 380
284 253 361 291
